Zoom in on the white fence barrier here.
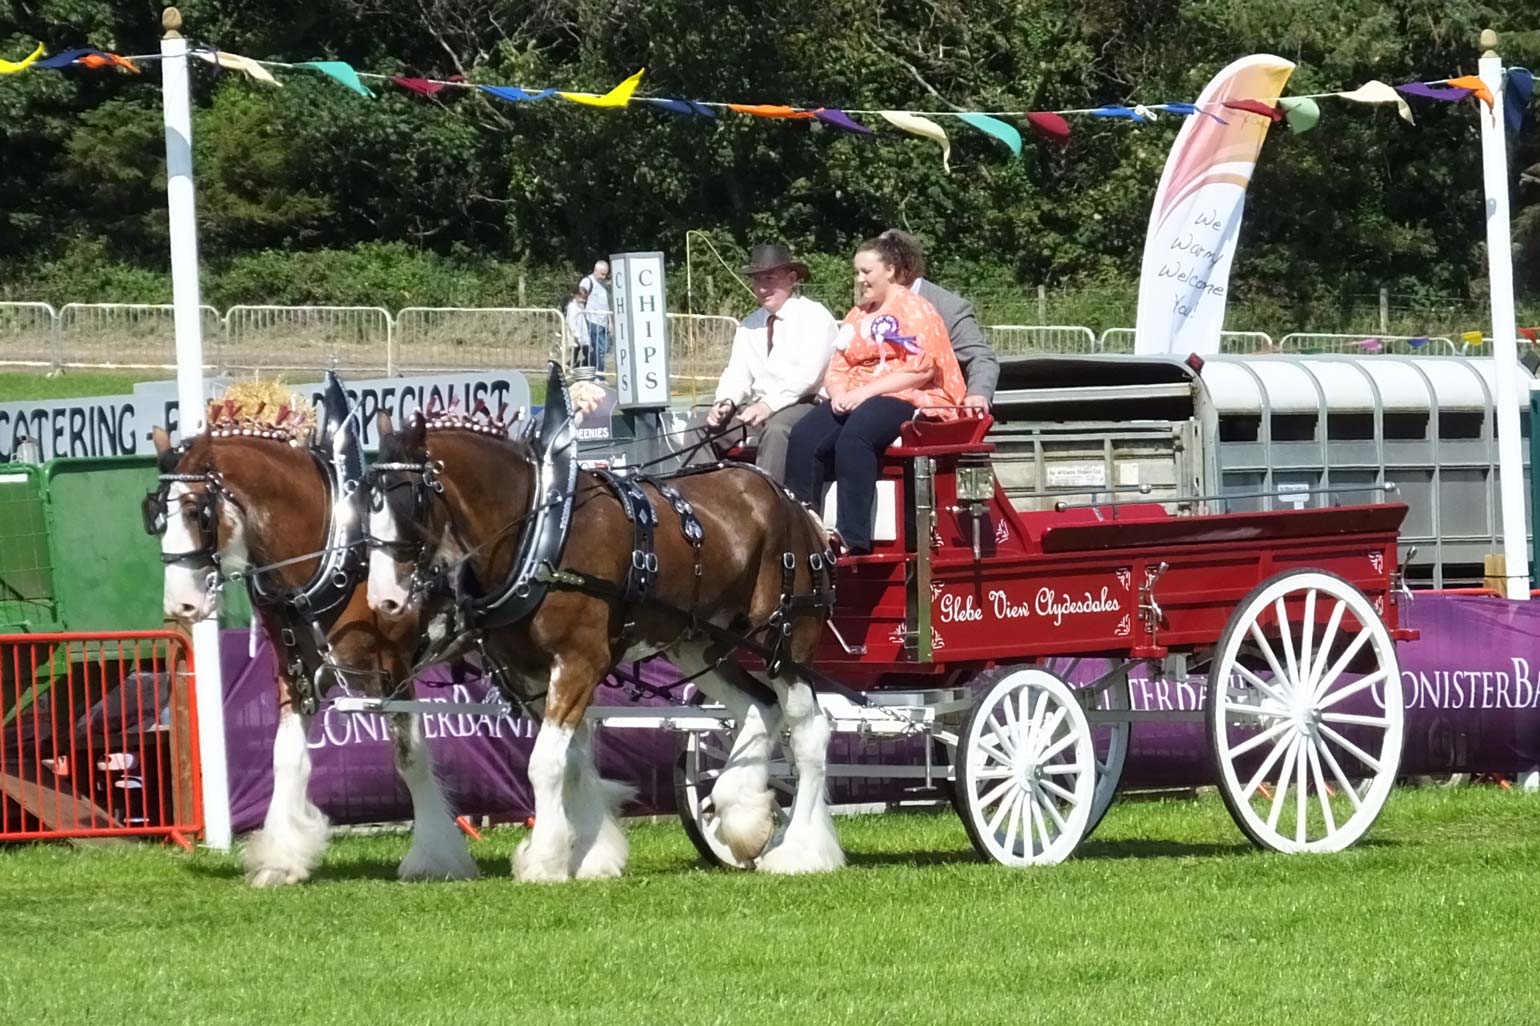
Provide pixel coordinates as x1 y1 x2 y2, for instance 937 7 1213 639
395 307 563 375
1276 332 1458 356
0 302 58 367
1097 328 1278 353
987 325 1098 355
58 303 222 369
0 302 1488 378
223 305 394 375
668 313 739 401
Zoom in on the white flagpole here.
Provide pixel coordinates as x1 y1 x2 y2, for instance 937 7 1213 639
161 6 233 849
1477 29 1531 601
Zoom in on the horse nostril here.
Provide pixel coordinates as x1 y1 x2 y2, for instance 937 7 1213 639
379 598 402 617
174 603 200 621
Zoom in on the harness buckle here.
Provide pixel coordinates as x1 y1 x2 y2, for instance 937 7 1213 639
280 627 297 649
782 552 796 570
646 552 659 573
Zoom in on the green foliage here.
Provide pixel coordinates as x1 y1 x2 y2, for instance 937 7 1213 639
1 2 1537 327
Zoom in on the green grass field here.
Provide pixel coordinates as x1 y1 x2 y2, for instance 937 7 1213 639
1 787 1535 1026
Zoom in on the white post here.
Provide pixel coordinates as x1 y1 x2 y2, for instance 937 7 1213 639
1478 29 1531 601
161 7 233 849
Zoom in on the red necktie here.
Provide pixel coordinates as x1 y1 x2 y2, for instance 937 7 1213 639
766 313 776 354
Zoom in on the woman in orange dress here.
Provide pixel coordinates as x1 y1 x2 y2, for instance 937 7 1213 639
784 235 967 554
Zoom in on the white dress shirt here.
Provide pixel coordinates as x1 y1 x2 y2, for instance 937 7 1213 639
713 294 837 412
580 276 611 326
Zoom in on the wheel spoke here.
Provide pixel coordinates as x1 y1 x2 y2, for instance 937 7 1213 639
972 768 1016 780
1229 718 1293 760
1002 791 1023 857
1295 735 1309 845
988 717 1019 762
1274 596 1302 689
1030 707 1069 762
1235 664 1291 707
1299 588 1318 695
1307 599 1347 699
987 784 1019 836
1315 735 1363 813
1247 622 1294 700
1266 738 1302 833
1241 726 1295 799
976 776 1016 811
1318 723 1383 774
1306 738 1336 836
1311 628 1374 705
1039 778 1079 804
1034 783 1069 834
976 736 1013 767
1025 689 1051 755
1028 789 1052 855
1040 762 1089 777
1224 701 1292 720
1316 669 1388 711
1319 711 1391 729
1036 723 1078 764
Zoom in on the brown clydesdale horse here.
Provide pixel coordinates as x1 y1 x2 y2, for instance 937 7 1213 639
149 422 478 886
366 410 844 880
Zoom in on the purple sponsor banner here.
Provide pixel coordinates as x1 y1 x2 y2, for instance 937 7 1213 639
222 593 1540 831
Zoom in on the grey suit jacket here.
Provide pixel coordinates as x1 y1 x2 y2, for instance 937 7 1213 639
913 278 999 402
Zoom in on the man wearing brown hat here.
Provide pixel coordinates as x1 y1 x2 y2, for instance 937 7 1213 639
701 243 837 479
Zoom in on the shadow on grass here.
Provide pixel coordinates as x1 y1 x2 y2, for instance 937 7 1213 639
185 853 514 884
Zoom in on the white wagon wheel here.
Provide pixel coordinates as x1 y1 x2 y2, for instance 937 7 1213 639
958 666 1097 866
673 729 795 870
1081 670 1131 840
1207 569 1403 854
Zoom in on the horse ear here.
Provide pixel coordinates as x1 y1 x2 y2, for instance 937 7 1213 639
152 426 171 455
376 412 395 441
404 412 427 452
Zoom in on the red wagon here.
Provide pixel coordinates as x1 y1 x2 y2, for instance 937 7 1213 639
672 412 1415 867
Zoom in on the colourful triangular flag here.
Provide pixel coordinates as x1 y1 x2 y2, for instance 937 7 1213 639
1395 81 1473 102
1444 75 1494 110
1462 330 1485 347
1505 69 1533 134
35 48 102 69
302 60 373 98
1089 105 1147 123
1337 80 1415 124
0 43 44 74
728 103 817 119
1223 99 1284 123
559 68 645 108
391 76 446 96
1278 97 1321 134
1024 112 1070 144
879 111 951 171
956 113 1022 156
815 109 871 134
645 98 716 118
481 85 555 103
197 50 280 86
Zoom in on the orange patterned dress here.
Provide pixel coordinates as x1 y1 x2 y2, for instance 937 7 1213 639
827 287 967 417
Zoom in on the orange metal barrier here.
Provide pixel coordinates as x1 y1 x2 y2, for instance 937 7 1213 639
0 631 201 847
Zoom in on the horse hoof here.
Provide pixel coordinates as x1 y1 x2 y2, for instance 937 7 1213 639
246 865 307 888
398 848 480 882
513 838 571 883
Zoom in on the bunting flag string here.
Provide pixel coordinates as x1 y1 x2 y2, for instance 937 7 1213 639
4 37 1535 170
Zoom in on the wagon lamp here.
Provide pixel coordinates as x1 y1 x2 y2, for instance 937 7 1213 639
951 457 996 560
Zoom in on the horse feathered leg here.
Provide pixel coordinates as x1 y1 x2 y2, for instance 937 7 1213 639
567 721 636 880
389 712 480 881
243 705 329 887
674 639 781 864
514 655 613 883
757 676 844 874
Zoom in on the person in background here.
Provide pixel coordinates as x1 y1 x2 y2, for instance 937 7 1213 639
878 229 998 409
699 243 837 480
579 259 612 373
783 235 966 555
564 279 592 370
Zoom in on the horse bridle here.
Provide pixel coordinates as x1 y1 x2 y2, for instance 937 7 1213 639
142 467 241 572
365 459 451 597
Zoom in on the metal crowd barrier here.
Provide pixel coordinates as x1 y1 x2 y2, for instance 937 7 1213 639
0 630 201 847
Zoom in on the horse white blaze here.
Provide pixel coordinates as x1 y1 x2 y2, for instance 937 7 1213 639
161 482 218 622
367 494 412 613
